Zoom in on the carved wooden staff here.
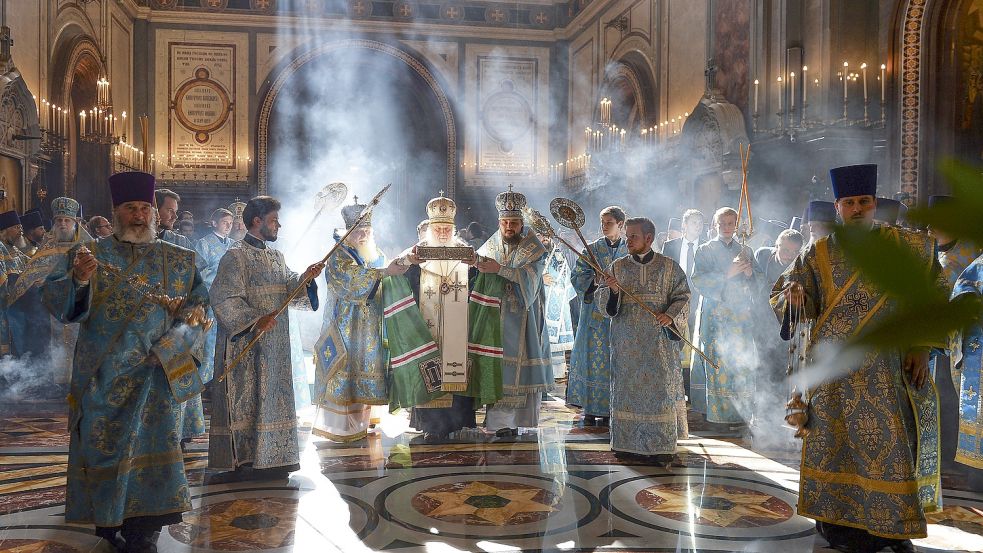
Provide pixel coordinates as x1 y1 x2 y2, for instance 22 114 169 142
526 205 719 371
217 183 391 382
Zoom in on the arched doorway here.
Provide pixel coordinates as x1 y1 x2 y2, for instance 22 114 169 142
921 0 983 196
259 40 456 250
51 31 110 218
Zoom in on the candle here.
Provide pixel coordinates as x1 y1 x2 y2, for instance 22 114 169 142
861 63 868 101
802 66 808 104
880 64 886 103
753 79 759 114
790 72 796 110
777 76 783 113
79 111 85 135
843 62 849 102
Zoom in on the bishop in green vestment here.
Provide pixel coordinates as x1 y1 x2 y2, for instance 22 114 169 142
475 187 552 436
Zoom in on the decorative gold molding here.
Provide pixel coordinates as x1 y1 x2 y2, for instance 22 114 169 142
256 39 457 197
900 0 927 198
140 11 558 42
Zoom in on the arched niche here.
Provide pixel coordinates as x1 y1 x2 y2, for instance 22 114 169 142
917 0 983 198
51 30 110 217
0 69 40 214
598 53 656 133
256 39 457 246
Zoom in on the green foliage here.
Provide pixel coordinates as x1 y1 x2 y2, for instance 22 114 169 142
834 159 983 350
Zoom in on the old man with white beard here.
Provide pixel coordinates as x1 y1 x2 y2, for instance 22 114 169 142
42 171 210 551
385 194 503 441
11 197 92 383
313 198 404 442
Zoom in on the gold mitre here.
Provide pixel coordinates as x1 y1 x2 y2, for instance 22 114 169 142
229 199 246 220
427 192 456 225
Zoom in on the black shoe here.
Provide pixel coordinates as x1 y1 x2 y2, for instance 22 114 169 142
95 527 125 552
494 427 518 438
121 529 158 553
597 417 610 428
252 466 294 481
583 415 596 427
887 540 915 553
423 431 449 443
652 454 674 467
613 450 641 461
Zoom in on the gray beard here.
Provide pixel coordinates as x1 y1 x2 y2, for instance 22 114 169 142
117 223 157 244
54 229 75 242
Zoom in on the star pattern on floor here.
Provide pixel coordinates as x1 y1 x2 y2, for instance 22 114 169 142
168 497 299 549
636 483 793 528
413 480 556 525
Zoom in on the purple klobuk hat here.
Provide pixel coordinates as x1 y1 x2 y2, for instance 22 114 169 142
0 210 20 230
829 164 877 199
109 171 156 207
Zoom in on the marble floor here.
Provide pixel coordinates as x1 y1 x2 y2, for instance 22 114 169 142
3 396 983 553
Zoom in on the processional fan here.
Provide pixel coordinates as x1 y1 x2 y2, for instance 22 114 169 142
290 181 349 252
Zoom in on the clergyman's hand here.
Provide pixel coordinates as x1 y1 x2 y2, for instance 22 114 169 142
603 274 620 293
903 347 931 389
477 257 501 273
543 274 555 286
302 262 325 282
784 282 805 309
385 260 409 276
255 312 278 333
727 259 751 279
654 312 673 327
73 247 97 283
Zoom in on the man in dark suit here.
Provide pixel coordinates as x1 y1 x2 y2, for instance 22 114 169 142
660 209 705 400
662 209 705 281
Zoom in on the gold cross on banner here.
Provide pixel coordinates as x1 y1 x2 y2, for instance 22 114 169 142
448 272 466 302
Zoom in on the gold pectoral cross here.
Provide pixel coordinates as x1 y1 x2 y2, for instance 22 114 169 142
447 273 466 302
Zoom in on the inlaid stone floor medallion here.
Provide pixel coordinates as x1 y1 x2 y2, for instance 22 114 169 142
0 540 80 553
411 479 557 526
635 482 794 528
168 497 299 550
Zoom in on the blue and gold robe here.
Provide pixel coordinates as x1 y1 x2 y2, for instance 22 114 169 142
312 244 387 442
598 252 690 454
158 229 210 441
567 237 627 417
189 232 234 433
691 237 761 423
952 254 983 469
208 234 318 470
772 225 944 539
42 236 208 527
4 240 50 358
0 242 11 356
478 228 552 430
544 245 576 371
10 227 94 383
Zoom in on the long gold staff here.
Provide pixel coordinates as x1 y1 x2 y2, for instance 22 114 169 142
217 183 392 382
525 205 719 371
